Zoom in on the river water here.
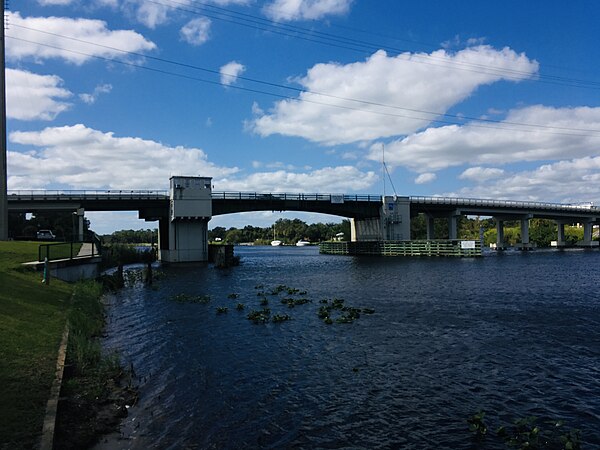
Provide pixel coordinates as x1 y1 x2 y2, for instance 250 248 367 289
98 247 600 449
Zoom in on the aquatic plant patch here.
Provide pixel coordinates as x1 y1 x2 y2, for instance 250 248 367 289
317 298 375 324
467 412 581 449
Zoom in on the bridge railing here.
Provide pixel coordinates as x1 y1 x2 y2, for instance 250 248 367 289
8 190 169 200
410 196 599 213
211 192 381 202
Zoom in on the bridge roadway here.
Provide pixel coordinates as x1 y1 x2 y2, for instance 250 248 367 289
7 190 600 222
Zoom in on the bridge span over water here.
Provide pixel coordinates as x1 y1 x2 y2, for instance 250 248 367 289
7 175 600 261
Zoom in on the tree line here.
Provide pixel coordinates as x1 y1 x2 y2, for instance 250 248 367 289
411 216 585 247
209 219 351 245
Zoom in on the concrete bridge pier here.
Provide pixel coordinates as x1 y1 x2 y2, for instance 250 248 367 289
75 208 85 242
578 220 597 247
495 218 506 250
516 215 533 250
556 221 567 247
448 212 459 240
426 215 435 240
158 176 212 263
382 196 411 240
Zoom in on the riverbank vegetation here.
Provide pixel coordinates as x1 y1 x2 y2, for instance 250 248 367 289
0 241 72 449
54 280 137 450
411 216 586 247
0 241 135 449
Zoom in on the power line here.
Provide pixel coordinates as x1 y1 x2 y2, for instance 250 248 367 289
7 26 600 137
150 0 600 90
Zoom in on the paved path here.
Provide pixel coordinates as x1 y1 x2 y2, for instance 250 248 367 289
76 242 95 258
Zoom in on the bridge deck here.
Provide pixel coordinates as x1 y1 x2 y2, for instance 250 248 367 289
6 191 600 222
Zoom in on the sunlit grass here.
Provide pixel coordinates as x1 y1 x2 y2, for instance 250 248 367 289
0 241 72 448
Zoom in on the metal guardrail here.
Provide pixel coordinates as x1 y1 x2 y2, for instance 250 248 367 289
211 192 381 202
8 190 598 214
38 241 99 262
409 196 599 213
8 190 169 199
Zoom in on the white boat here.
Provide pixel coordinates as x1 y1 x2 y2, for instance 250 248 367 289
271 224 282 246
296 240 310 246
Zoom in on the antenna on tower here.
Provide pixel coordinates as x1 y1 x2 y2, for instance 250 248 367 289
382 143 386 199
381 143 398 199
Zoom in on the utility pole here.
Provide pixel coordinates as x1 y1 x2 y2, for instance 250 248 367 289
0 0 7 240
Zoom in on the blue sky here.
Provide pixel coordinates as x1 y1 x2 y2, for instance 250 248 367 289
5 0 600 233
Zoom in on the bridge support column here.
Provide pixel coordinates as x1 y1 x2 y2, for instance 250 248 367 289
495 219 505 250
517 215 533 250
448 214 459 240
76 208 85 242
578 220 597 247
556 221 566 247
426 215 435 240
159 176 212 263
157 217 170 258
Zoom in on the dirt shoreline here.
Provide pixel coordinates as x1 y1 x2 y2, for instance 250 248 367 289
53 366 138 449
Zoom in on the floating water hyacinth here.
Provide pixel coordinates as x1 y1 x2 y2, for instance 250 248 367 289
247 308 271 324
216 306 228 314
227 293 239 299
316 297 374 324
236 303 245 310
271 314 291 323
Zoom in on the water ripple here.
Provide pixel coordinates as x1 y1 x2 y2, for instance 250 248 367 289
98 248 600 449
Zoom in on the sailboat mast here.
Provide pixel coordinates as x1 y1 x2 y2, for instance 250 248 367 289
382 143 386 199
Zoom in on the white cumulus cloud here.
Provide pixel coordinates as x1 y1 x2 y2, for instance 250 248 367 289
79 84 113 105
180 17 212 45
264 0 353 21
7 125 378 196
123 0 249 28
6 11 156 65
375 105 600 172
459 167 505 181
38 0 74 5
8 124 239 189
449 157 600 205
220 61 246 86
219 166 377 192
414 173 437 184
6 68 72 121
251 46 538 145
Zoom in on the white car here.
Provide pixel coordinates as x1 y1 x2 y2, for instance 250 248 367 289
37 230 55 240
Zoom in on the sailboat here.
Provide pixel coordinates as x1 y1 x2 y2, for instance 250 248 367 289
271 224 282 246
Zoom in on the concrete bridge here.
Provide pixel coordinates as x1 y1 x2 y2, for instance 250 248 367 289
8 176 600 262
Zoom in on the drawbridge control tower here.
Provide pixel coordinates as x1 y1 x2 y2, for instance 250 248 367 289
159 176 212 263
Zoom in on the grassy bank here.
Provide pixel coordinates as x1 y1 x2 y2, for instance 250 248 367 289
53 280 136 450
0 241 72 449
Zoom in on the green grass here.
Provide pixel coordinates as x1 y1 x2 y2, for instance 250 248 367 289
0 241 73 449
